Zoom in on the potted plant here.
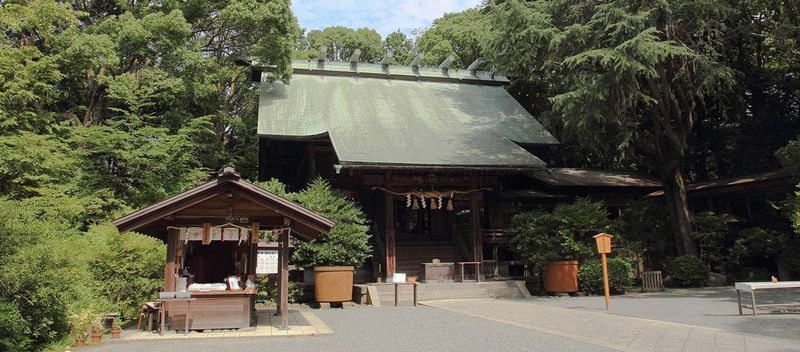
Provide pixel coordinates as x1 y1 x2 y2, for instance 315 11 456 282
90 321 104 343
290 179 372 303
69 310 93 347
110 317 122 339
508 198 609 293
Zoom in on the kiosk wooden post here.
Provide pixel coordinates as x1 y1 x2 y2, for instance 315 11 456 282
279 221 290 330
593 233 613 310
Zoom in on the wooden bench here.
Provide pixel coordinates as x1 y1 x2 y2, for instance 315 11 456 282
735 281 800 316
641 271 664 292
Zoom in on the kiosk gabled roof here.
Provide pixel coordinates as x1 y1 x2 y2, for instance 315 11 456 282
112 166 334 241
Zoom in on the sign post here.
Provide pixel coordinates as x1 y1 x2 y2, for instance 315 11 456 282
593 233 613 310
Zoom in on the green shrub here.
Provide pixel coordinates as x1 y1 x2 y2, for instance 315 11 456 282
509 198 610 271
692 212 738 270
256 277 303 304
89 224 165 317
578 258 634 294
665 255 709 287
255 178 372 268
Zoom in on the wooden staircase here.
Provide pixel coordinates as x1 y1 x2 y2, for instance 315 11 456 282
394 242 465 279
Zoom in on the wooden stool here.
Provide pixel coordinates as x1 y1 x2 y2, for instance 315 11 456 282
136 302 160 331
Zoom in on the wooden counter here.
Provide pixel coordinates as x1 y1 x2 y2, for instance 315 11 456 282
165 290 256 331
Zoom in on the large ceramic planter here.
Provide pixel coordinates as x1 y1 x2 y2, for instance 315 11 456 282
543 260 579 293
314 266 354 302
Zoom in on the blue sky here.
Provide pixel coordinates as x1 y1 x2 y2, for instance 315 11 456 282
292 0 483 38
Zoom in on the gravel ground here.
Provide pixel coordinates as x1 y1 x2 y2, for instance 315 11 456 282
527 286 800 340
73 305 614 352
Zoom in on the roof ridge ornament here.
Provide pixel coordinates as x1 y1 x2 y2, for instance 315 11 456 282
380 52 392 73
410 53 424 75
349 49 361 71
438 55 455 75
218 165 240 178
317 46 327 70
466 58 482 76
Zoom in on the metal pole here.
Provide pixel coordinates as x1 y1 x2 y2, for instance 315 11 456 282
601 253 610 310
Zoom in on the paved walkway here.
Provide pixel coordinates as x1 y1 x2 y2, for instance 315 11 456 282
71 305 612 352
422 298 800 352
529 287 800 341
119 309 331 341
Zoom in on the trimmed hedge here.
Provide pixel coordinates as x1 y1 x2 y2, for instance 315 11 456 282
665 255 709 287
578 258 634 294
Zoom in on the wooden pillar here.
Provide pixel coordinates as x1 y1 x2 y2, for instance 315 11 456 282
249 222 260 276
384 193 396 280
470 191 483 262
274 229 282 317
279 220 290 330
492 245 499 277
164 228 180 291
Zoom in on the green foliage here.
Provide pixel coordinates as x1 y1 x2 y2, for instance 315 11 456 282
416 8 489 69
665 255 709 287
89 224 165 317
731 227 786 262
76 122 211 208
777 138 800 234
692 212 738 270
255 277 302 304
509 198 611 271
0 1 300 350
615 199 671 255
290 178 372 268
578 258 635 294
384 31 415 65
0 132 77 199
254 178 371 268
0 208 102 351
304 26 384 62
487 0 736 255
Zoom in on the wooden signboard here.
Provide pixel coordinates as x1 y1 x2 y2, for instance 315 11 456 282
256 250 278 274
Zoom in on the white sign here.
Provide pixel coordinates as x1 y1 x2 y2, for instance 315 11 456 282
392 273 407 283
256 250 278 274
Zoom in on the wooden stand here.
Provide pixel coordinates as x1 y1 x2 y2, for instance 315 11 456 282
394 282 418 306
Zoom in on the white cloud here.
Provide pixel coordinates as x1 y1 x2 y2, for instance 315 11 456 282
292 0 483 38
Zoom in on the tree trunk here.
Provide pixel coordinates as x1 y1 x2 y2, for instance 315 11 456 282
662 164 698 257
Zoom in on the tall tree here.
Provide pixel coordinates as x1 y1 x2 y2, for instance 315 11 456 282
305 26 383 62
384 30 415 65
488 0 734 256
684 0 800 180
416 8 489 69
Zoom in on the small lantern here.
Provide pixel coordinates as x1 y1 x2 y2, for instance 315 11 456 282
593 233 613 254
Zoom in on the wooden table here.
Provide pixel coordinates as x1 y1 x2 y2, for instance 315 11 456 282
735 281 800 316
158 298 196 335
456 262 482 282
394 282 418 306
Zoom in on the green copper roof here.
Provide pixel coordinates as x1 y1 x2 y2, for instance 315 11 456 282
257 71 558 169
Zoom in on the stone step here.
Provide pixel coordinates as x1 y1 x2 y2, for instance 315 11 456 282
373 281 520 292
367 281 528 304
378 288 524 304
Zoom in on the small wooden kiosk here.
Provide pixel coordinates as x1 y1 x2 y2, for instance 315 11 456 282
113 166 334 331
